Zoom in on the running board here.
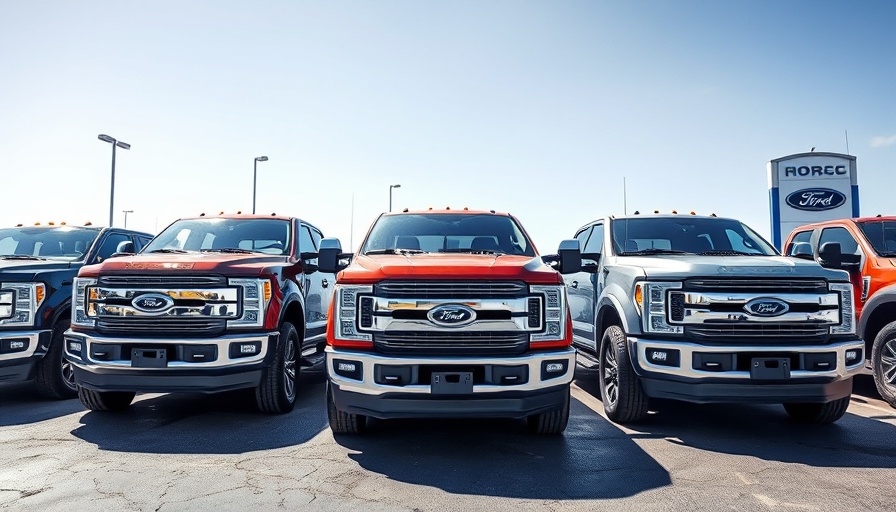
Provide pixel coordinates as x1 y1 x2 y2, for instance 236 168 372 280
300 352 326 368
576 350 600 369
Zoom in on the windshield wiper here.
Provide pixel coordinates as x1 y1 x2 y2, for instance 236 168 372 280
1 254 46 260
697 250 762 256
364 248 428 255
201 248 257 254
439 248 505 255
619 248 691 256
146 248 189 254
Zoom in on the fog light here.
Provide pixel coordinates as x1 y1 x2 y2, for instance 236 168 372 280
546 363 564 373
646 348 680 367
10 341 25 350
333 359 363 380
845 349 862 364
68 341 82 353
0 338 29 353
229 341 262 359
541 360 568 381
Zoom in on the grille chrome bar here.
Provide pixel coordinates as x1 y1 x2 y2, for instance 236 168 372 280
374 332 528 356
98 275 228 286
685 279 827 292
374 281 528 298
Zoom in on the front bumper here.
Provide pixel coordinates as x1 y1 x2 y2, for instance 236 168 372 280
327 346 575 419
0 330 51 382
630 336 865 403
63 329 278 393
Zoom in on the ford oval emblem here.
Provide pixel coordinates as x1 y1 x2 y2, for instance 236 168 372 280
744 298 790 317
427 304 477 327
132 293 175 313
785 188 847 212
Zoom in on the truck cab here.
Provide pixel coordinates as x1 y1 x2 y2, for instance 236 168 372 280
0 223 152 398
784 216 896 408
320 209 581 434
64 214 335 413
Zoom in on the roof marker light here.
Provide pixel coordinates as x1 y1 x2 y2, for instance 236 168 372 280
446 206 451 210
710 213 717 217
15 223 22 227
84 221 92 226
690 211 696 215
633 211 640 215
219 211 225 215
236 210 242 214
200 213 206 216
490 210 496 214
654 210 659 214
671 210 677 214
34 222 41 226
402 208 409 213
48 222 55 226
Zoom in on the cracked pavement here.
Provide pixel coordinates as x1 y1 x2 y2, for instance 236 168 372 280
1 364 895 511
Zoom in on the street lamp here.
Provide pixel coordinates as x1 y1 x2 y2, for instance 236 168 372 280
389 184 401 212
122 210 133 229
98 134 131 227
252 156 269 214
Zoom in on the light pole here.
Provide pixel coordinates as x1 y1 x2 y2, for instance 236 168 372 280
389 184 401 212
252 156 269 214
122 210 133 229
98 134 131 227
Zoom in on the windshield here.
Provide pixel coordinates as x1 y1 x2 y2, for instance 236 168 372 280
0 226 101 261
857 220 896 257
144 218 291 255
361 213 536 256
611 217 778 256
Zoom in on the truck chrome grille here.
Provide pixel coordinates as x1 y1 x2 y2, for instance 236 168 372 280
374 281 528 299
685 279 827 293
98 275 228 287
374 332 528 356
686 324 828 344
97 318 226 337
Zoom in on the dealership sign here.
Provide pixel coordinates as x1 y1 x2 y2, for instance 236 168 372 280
767 152 859 249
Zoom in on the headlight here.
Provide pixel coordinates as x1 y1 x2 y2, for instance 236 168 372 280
530 285 567 342
228 278 273 328
72 277 97 328
829 282 855 335
639 281 684 334
0 282 47 327
332 284 373 342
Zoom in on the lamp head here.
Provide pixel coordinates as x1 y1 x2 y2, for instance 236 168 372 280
98 134 115 144
255 156 269 162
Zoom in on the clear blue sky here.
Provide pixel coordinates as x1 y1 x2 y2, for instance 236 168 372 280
1 1 894 253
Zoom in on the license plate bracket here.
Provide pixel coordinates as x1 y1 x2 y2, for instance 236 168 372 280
750 357 790 380
132 348 168 368
431 371 473 394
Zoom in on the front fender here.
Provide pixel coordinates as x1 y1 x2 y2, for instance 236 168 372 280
859 282 896 337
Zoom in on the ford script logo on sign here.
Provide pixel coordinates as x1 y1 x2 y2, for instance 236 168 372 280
744 298 790 317
785 188 847 212
132 293 175 314
427 304 477 327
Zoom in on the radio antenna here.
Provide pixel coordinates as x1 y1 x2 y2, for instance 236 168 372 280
845 129 850 155
623 177 628 215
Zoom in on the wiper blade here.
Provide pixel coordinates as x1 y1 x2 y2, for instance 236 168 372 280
697 250 760 256
146 248 189 254
364 249 428 255
619 248 691 256
201 248 257 254
1 255 45 260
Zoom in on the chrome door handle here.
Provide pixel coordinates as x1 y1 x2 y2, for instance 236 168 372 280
570 281 578 289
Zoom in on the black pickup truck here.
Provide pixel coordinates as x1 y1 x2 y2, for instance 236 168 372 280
0 224 153 398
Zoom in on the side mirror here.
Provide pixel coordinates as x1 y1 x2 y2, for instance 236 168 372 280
300 251 319 272
318 238 351 274
581 252 601 273
112 240 135 257
818 242 842 268
556 239 582 274
789 242 814 261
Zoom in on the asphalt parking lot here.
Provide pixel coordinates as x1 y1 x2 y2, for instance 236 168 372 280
1 360 895 512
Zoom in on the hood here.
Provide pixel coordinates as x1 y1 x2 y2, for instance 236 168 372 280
338 253 562 284
616 255 849 281
0 258 76 282
78 252 290 278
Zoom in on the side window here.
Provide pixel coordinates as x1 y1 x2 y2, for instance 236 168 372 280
583 224 604 255
95 233 132 262
298 226 316 254
785 230 812 256
575 227 593 252
310 228 322 249
819 227 860 255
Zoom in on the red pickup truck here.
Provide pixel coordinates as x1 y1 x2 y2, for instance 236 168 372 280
784 216 896 408
318 209 582 434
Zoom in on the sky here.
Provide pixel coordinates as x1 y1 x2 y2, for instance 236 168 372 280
1 1 894 254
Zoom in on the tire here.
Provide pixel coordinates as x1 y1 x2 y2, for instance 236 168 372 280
78 387 135 412
527 387 570 435
327 382 366 434
783 396 851 424
35 321 79 399
598 325 649 423
255 321 299 414
871 321 896 408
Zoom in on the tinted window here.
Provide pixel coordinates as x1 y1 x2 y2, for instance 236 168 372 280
611 217 777 256
819 227 859 255
583 224 604 254
0 226 100 261
299 226 316 253
362 214 536 256
145 218 291 255
310 227 322 248
575 227 593 251
858 221 896 256
785 230 812 256
96 233 132 262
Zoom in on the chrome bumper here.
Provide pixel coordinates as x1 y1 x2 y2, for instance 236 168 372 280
326 346 576 396
0 330 49 363
631 337 865 380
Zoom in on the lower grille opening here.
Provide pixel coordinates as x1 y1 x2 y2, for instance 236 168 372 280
374 332 528 356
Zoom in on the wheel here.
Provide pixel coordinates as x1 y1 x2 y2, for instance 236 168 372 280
255 321 299 414
527 387 570 434
78 387 135 411
783 396 851 424
598 325 649 423
327 382 366 434
35 320 78 399
871 321 896 408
